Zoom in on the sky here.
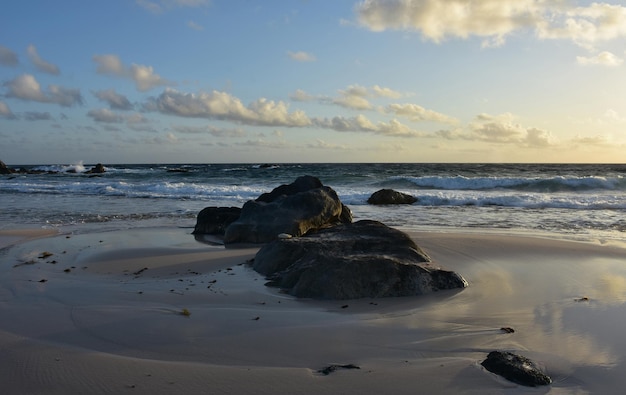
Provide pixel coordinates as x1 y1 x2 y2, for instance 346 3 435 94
1 0 626 164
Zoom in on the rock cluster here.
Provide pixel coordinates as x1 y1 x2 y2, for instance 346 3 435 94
194 175 467 300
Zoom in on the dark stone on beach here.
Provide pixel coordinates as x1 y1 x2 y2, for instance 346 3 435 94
318 364 361 375
192 207 241 235
367 189 417 205
481 351 552 387
252 220 467 299
0 160 13 174
224 176 352 244
85 163 106 174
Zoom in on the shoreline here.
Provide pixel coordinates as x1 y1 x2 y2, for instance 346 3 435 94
1 225 626 393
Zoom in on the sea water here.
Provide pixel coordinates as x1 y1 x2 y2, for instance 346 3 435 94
1 163 625 242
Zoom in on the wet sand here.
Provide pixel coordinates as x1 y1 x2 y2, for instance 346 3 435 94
1 227 626 394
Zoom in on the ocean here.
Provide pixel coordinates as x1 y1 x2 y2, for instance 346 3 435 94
1 162 625 242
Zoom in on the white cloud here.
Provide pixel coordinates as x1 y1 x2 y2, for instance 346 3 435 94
371 85 403 99
537 3 626 48
312 114 424 137
187 20 204 31
287 51 317 62
334 84 372 110
469 113 557 147
577 51 623 66
356 0 539 46
172 124 247 137
356 0 626 49
307 139 348 150
24 111 53 121
4 74 82 107
94 89 134 110
0 45 18 67
386 103 458 124
136 0 209 13
290 89 316 102
93 54 170 92
88 108 125 123
571 134 611 146
27 44 60 75
145 88 312 127
0 101 16 118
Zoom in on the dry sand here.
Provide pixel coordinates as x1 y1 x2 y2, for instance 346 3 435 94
1 227 626 394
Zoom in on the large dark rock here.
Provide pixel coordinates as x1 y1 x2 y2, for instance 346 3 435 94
252 220 467 299
256 175 323 203
367 189 417 205
0 160 13 175
85 163 106 174
223 176 352 244
481 351 552 387
192 207 241 235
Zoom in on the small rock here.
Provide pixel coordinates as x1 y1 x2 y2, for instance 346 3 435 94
481 351 551 387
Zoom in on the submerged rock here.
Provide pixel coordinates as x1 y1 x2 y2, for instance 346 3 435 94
85 163 106 174
0 160 12 174
481 351 552 387
367 189 417 205
252 220 467 299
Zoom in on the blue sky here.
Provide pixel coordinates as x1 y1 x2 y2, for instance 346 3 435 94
1 0 626 164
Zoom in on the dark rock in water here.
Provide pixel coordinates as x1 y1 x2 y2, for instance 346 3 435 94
224 176 352 244
192 207 241 235
252 220 467 299
481 351 552 387
255 175 323 203
367 189 417 205
0 160 13 175
85 163 106 174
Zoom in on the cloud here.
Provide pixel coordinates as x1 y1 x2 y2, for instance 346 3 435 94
0 101 17 119
187 20 204 31
355 0 539 46
306 139 349 150
144 88 311 127
235 139 290 149
331 84 408 110
27 44 60 75
4 74 83 107
571 134 611 146
24 111 53 121
371 85 403 99
172 124 247 137
290 89 316 102
577 51 623 66
287 51 316 62
334 84 373 110
88 108 125 123
468 113 557 147
537 3 626 48
93 89 134 110
386 103 458 124
93 54 170 92
0 45 19 67
312 114 424 137
355 0 626 49
136 0 210 13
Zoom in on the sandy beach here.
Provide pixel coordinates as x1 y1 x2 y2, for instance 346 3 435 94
1 227 626 394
